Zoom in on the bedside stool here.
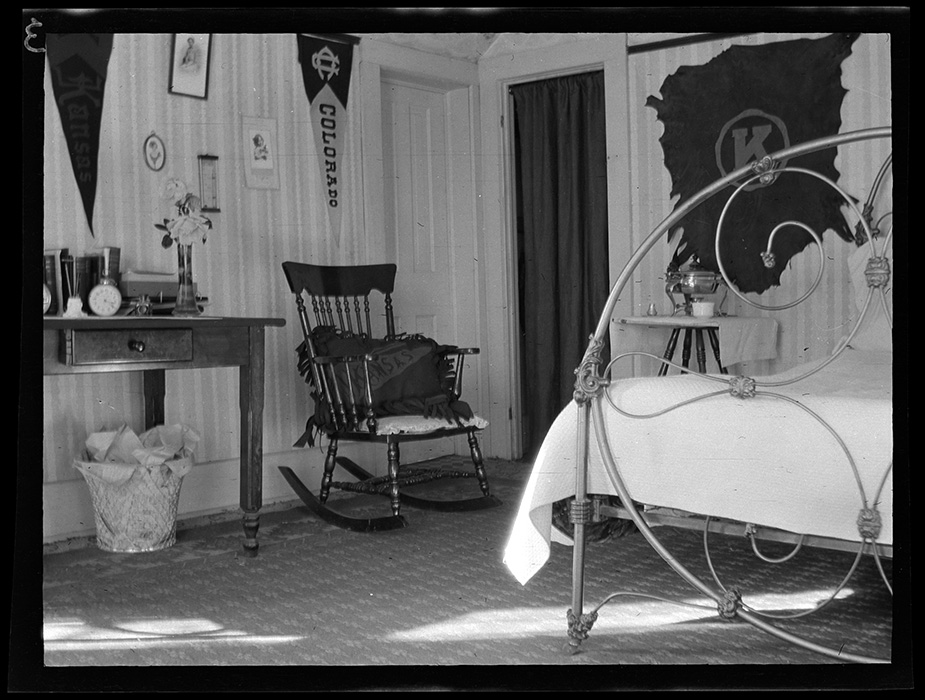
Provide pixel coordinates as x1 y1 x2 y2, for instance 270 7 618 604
619 315 779 376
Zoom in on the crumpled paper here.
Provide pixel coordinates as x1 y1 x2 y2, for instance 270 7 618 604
73 424 199 552
83 423 199 472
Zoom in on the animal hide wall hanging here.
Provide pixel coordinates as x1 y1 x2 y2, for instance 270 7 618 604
647 33 860 293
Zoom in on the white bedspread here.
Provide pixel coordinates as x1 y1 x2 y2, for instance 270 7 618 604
504 348 893 585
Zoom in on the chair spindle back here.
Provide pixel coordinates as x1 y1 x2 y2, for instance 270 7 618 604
282 261 398 341
283 261 399 432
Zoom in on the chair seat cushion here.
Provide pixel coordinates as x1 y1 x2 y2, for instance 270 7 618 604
370 413 488 436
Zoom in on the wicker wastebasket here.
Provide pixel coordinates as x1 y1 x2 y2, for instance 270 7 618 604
73 424 198 553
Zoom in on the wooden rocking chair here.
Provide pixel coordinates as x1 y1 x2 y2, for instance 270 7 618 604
278 261 500 531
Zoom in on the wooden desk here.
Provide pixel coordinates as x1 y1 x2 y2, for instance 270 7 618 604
43 315 286 556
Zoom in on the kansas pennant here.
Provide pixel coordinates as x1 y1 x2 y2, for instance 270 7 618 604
647 33 859 293
297 34 354 238
47 33 114 238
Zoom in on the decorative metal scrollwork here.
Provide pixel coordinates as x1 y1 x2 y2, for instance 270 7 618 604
728 375 757 399
750 155 780 186
865 256 891 289
857 507 882 540
566 608 599 642
717 587 742 620
573 335 609 405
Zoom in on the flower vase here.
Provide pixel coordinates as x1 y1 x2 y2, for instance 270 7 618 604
173 243 200 316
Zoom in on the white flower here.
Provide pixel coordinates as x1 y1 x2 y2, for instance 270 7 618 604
156 178 213 247
163 177 188 203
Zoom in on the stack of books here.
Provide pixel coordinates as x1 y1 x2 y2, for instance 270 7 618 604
44 249 68 316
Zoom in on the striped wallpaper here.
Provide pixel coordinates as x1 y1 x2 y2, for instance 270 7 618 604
42 34 368 483
42 32 894 486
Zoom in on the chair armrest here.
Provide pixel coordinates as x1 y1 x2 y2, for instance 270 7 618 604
441 347 479 401
434 346 479 359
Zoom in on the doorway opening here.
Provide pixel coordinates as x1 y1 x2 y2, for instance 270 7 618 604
510 71 611 460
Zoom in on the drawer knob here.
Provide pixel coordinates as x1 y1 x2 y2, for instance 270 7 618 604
128 339 146 353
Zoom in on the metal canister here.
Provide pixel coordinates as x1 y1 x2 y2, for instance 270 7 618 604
100 246 121 284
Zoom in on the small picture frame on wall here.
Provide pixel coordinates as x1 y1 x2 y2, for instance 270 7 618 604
169 34 212 99
143 133 166 171
242 116 280 189
198 154 220 212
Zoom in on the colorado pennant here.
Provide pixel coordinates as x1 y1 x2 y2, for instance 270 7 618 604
47 33 114 238
297 34 355 238
647 33 859 293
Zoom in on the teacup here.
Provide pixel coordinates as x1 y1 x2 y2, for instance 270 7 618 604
692 301 715 318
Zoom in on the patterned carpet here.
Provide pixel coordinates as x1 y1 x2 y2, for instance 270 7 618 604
36 456 908 690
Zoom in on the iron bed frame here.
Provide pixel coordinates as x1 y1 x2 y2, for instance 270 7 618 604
564 126 894 664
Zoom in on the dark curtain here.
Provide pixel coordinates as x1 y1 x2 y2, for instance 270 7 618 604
512 71 609 460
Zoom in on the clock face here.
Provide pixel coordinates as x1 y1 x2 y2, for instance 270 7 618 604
89 281 123 316
43 283 52 314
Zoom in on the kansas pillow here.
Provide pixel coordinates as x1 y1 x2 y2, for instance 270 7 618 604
294 327 473 445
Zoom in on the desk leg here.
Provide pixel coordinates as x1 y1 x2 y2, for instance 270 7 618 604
706 328 728 374
658 328 681 377
239 326 266 556
695 329 707 373
142 369 166 431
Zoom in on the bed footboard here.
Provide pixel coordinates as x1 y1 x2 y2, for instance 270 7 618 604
558 127 894 664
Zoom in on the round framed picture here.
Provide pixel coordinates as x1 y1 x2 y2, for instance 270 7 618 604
143 133 166 172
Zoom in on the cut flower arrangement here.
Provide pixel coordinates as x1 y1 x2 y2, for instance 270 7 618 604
154 178 212 316
155 178 213 247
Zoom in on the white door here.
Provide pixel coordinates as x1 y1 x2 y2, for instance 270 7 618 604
380 81 458 342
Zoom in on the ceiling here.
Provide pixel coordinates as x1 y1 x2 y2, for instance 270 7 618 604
356 33 500 63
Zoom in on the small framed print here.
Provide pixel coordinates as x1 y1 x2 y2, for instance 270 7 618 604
242 116 280 189
143 133 166 171
198 154 220 212
169 34 212 99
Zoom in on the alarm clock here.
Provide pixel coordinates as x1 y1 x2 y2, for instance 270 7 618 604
88 277 123 316
43 283 52 314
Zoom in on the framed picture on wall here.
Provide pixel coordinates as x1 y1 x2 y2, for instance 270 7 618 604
168 34 212 99
242 116 280 189
143 133 166 171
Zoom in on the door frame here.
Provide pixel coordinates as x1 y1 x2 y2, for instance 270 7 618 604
358 39 487 461
478 34 634 459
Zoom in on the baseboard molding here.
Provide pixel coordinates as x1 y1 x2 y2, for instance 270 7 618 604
43 447 317 547
42 496 306 555
43 439 462 546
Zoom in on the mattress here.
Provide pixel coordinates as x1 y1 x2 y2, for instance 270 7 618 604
504 347 893 585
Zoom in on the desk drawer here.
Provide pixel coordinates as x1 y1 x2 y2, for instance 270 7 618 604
69 329 193 365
